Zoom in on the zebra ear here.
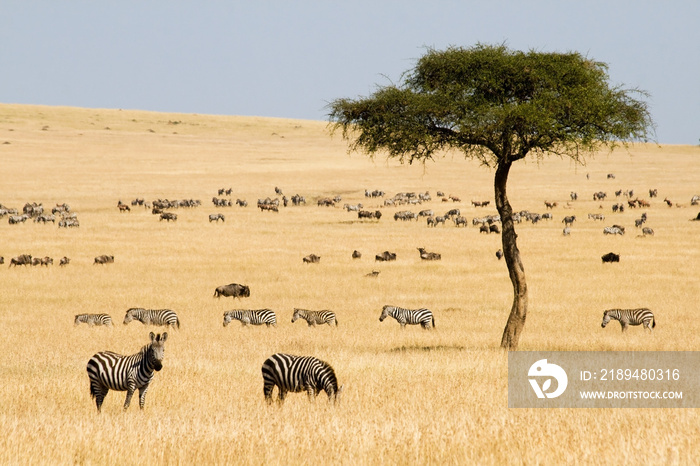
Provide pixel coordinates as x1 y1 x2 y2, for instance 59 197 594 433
149 331 156 342
161 332 168 342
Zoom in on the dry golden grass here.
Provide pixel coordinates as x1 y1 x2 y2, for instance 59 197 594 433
0 103 698 464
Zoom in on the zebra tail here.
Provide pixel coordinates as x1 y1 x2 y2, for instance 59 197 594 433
176 319 181 329
653 317 656 328
432 316 436 327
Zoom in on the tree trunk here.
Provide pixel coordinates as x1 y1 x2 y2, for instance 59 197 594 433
494 160 528 350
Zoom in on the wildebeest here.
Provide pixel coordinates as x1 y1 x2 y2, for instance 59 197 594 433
160 212 177 222
214 283 250 298
352 250 362 259
303 254 320 264
601 252 620 263
417 248 441 261
562 215 576 226
495 249 503 260
94 255 115 265
375 251 397 262
59 256 71 266
10 254 32 266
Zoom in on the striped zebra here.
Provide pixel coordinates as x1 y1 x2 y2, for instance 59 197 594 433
601 308 656 333
261 353 342 404
379 305 435 329
74 313 113 327
86 332 168 411
123 308 180 329
223 309 277 327
291 308 338 327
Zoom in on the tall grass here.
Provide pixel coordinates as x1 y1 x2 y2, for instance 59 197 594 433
0 104 698 464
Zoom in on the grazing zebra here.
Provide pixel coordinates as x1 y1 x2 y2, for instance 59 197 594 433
223 309 277 327
86 332 168 411
261 353 342 404
379 305 435 329
123 308 180 329
291 308 338 327
75 313 113 327
601 308 656 333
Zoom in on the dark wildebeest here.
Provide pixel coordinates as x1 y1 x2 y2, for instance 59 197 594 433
375 251 397 262
352 250 362 259
214 283 250 298
417 248 441 261
601 252 620 263
59 256 71 266
303 254 320 264
94 255 115 265
10 254 32 266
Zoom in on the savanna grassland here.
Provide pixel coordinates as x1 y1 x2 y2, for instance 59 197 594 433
1 103 698 465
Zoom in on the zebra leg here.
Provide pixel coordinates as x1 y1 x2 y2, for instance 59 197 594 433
621 323 628 333
123 381 137 410
94 387 109 412
263 383 274 404
138 385 149 409
278 389 287 404
307 387 317 402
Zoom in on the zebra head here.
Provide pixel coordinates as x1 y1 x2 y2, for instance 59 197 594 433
148 332 168 372
291 308 303 323
379 305 393 322
123 308 139 325
601 311 612 328
223 311 234 327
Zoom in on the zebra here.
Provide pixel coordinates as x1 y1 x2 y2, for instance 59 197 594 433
291 308 338 327
123 308 180 329
601 308 656 333
75 313 113 327
379 305 435 329
86 332 168 411
223 309 277 327
261 353 342 404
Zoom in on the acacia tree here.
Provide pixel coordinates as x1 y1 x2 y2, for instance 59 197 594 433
328 44 653 349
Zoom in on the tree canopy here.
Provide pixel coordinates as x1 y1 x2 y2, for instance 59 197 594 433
328 44 654 349
329 44 653 166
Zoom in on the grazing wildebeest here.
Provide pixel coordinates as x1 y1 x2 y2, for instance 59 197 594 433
641 227 654 236
214 283 250 298
562 215 576 226
375 251 397 262
601 252 620 263
40 256 53 266
417 248 441 261
94 255 115 265
303 254 320 264
10 254 32 266
160 212 177 222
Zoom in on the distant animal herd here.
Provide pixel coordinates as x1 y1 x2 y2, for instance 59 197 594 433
4 180 696 410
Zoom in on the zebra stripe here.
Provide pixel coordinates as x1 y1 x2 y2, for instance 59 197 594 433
74 314 113 327
291 308 338 327
261 353 341 403
379 305 435 329
123 308 180 329
86 332 168 411
223 309 277 327
601 308 656 333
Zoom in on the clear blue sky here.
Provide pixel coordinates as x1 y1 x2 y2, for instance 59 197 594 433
1 1 698 144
